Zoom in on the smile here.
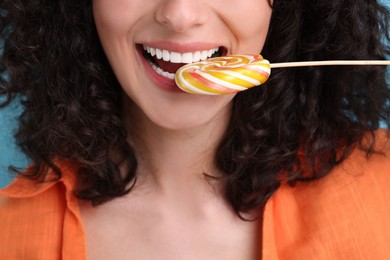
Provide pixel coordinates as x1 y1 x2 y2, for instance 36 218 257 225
140 44 223 80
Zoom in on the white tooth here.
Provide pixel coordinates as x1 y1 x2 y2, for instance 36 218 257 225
181 52 193 63
162 50 170 61
170 52 182 63
148 57 177 80
150 47 156 56
193 51 201 62
146 46 151 54
200 50 208 60
143 45 147 51
165 71 175 79
156 48 163 59
208 49 213 57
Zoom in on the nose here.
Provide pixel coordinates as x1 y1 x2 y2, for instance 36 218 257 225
156 0 208 32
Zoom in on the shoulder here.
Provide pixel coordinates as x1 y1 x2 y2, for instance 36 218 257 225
290 129 390 204
0 179 66 258
302 129 390 200
269 129 390 259
0 160 81 258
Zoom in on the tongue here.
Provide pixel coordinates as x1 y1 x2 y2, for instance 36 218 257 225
155 58 187 74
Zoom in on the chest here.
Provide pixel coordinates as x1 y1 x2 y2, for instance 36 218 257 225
79 203 263 260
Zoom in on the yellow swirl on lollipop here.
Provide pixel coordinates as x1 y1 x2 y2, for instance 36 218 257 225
175 54 271 95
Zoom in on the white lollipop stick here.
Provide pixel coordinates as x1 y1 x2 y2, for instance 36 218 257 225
271 60 390 68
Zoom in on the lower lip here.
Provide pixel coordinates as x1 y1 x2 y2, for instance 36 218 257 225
138 50 185 93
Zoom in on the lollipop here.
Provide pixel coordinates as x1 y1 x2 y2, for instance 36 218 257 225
175 54 270 95
175 54 390 95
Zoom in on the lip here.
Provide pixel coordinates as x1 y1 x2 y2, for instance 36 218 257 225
137 45 184 93
140 41 224 53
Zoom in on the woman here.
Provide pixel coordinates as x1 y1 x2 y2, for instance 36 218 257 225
0 0 389 259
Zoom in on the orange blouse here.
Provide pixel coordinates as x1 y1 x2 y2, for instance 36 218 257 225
1 131 390 260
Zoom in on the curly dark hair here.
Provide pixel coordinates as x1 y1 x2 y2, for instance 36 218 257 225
1 0 389 215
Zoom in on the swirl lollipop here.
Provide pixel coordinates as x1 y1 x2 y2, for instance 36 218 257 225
175 54 270 95
175 54 390 95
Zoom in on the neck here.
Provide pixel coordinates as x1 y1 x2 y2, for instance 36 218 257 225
123 99 232 198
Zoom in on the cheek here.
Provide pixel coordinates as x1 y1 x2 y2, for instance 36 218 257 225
93 2 124 35
93 0 143 37
242 6 272 43
222 1 272 51
92 0 142 89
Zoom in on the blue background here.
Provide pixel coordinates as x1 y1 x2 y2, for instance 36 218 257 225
1 1 390 188
0 98 28 187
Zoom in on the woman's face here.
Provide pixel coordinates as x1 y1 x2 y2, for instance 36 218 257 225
93 0 272 130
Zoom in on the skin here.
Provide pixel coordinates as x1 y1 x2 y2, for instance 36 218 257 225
80 0 273 259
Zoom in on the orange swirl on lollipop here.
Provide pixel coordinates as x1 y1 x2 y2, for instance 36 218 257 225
175 54 271 95
175 54 390 95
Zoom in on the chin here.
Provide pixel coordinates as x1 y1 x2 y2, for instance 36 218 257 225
121 82 235 133
146 105 232 131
